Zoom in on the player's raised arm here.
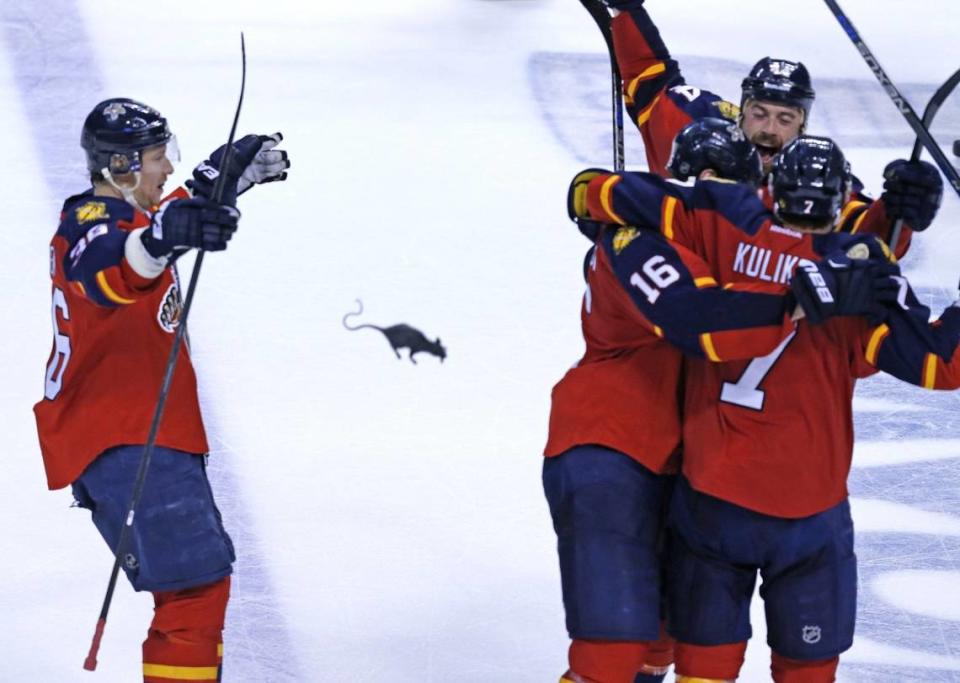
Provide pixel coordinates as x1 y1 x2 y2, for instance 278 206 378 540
602 0 737 175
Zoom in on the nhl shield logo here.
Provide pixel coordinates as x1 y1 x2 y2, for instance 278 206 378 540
157 282 182 333
802 625 822 644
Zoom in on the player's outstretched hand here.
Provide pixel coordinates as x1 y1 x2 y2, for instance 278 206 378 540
791 250 901 325
141 198 239 259
568 168 611 240
188 133 289 206
881 159 943 232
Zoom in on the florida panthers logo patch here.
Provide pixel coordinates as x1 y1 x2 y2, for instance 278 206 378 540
157 282 182 333
802 625 822 644
613 227 640 254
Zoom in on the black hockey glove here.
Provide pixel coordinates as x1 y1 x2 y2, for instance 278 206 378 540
141 198 239 258
791 249 901 325
568 168 611 241
881 159 943 232
187 133 289 207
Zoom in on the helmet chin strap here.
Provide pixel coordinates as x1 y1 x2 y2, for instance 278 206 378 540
102 168 149 212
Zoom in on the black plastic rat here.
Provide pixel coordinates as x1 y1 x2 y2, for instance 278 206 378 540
343 299 446 364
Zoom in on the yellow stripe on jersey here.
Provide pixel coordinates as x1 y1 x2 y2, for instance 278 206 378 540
662 195 678 240
836 200 866 232
677 678 733 683
600 176 627 225
143 663 219 681
694 276 718 288
95 271 135 305
653 325 664 338
923 353 938 389
217 643 223 657
849 207 871 235
625 63 667 103
701 333 720 361
636 93 662 127
865 324 891 365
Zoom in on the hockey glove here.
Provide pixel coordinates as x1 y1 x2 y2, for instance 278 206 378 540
188 133 289 207
141 198 239 259
881 159 943 232
568 168 610 240
791 250 901 325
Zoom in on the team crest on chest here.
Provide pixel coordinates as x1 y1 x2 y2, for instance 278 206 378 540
613 227 640 254
157 282 182 333
75 201 109 224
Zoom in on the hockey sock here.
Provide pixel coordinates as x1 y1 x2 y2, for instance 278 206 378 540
566 638 650 683
770 653 839 683
634 624 674 681
674 641 747 682
143 576 230 683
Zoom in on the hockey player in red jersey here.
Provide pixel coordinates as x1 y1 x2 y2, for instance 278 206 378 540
544 120 896 683
596 0 944 257
578 134 960 682
33 98 289 682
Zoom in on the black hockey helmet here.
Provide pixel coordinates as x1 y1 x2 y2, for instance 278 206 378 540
81 98 174 177
770 135 850 228
667 117 763 187
741 57 816 122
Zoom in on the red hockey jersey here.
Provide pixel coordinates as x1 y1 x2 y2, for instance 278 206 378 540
34 190 208 490
608 5 911 256
586 171 960 517
545 181 797 474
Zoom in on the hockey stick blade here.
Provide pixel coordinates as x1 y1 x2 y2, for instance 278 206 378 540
83 33 247 672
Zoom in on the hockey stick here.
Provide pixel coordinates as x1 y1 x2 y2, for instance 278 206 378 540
889 67 960 248
822 0 960 201
579 0 625 171
83 33 247 672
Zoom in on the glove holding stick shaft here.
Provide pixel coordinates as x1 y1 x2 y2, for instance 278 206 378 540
141 197 239 260
881 158 943 232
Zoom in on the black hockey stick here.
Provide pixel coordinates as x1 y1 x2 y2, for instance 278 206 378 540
889 67 960 248
822 0 960 201
579 0 625 171
83 33 247 672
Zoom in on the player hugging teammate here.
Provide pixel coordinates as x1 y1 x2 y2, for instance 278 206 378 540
543 2 953 682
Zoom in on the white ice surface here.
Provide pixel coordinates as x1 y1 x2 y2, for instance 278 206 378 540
2 0 960 681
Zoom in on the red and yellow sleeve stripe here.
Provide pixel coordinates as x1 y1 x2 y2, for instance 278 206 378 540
625 62 667 105
95 268 136 305
864 324 891 366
